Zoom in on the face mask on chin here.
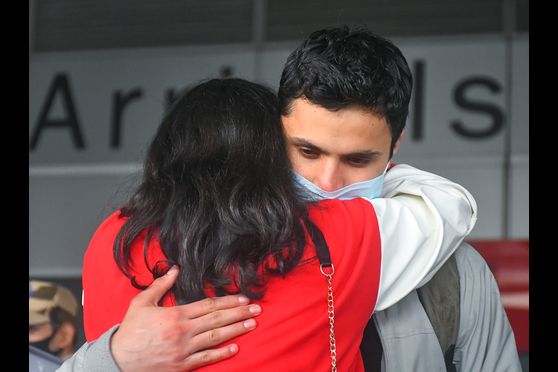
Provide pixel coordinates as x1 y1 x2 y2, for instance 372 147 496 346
292 162 390 201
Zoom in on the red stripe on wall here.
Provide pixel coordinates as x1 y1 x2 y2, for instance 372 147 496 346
467 240 529 352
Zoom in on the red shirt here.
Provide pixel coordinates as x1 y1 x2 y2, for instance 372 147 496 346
82 198 381 371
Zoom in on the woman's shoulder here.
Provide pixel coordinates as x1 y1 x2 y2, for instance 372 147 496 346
94 210 128 236
83 210 128 265
84 210 168 286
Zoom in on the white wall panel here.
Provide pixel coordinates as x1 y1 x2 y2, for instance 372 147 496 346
29 171 140 276
396 155 505 239
29 36 528 276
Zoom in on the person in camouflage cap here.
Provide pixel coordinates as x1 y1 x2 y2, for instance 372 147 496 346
29 280 79 360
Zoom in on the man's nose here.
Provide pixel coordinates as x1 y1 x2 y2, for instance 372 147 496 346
313 161 344 192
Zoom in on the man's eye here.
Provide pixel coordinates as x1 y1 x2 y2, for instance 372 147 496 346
347 157 371 166
299 148 319 159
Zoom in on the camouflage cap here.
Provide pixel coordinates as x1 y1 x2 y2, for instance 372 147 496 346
29 280 78 326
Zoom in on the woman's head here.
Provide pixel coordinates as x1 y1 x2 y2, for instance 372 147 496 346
116 78 313 304
144 78 290 191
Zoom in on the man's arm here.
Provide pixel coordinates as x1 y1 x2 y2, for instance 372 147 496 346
452 244 522 372
57 266 261 372
370 164 477 311
56 325 120 372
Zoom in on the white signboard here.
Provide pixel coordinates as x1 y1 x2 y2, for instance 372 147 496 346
29 36 529 276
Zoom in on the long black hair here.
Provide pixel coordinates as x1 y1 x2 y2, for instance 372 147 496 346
114 78 319 304
279 25 413 156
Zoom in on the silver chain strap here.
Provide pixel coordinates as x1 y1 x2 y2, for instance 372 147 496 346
320 264 337 372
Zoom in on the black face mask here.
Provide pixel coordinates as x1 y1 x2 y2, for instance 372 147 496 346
30 328 61 357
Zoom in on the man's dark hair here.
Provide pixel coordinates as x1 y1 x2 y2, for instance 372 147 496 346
114 78 323 304
279 26 413 155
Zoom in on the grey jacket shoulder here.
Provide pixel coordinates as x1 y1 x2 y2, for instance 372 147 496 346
56 325 121 372
453 241 490 272
373 241 522 372
373 289 446 372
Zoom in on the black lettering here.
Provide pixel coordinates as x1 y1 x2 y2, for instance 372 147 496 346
29 73 85 150
451 77 504 139
110 89 143 148
411 60 425 141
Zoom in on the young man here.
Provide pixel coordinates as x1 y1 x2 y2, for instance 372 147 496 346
29 280 79 360
59 26 516 371
278 26 521 371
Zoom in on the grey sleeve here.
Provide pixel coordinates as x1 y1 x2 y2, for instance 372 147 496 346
453 244 522 372
56 325 121 372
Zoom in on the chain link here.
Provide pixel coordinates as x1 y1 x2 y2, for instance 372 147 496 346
321 264 337 372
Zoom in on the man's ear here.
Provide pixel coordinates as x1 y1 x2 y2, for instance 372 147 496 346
392 130 406 158
51 322 76 351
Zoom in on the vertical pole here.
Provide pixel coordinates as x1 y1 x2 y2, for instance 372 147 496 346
253 0 267 82
501 0 516 238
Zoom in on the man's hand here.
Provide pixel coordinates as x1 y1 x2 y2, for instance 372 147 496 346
110 266 261 371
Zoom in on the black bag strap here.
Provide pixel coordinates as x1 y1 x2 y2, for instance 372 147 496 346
417 255 460 372
361 255 461 372
360 316 383 372
307 222 338 371
308 222 332 267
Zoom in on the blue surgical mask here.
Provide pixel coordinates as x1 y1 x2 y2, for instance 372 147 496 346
292 163 390 201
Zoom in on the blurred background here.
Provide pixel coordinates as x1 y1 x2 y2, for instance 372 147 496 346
29 0 529 369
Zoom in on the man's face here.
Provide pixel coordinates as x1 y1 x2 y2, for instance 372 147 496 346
282 98 401 191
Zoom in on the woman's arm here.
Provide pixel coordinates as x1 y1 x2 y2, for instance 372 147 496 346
369 164 477 311
58 268 260 372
